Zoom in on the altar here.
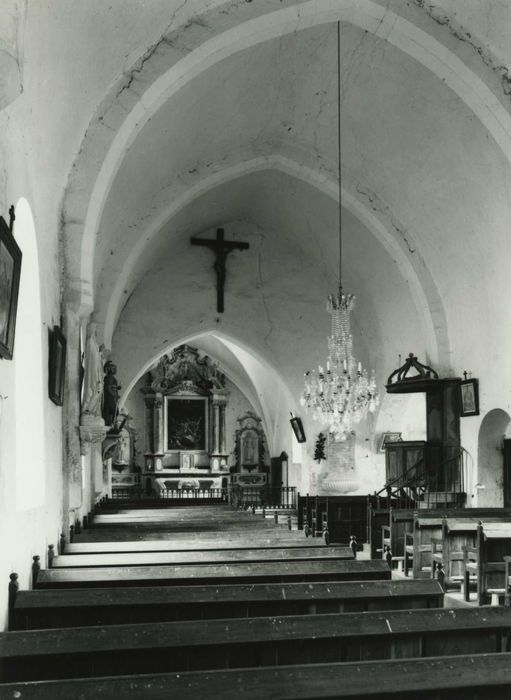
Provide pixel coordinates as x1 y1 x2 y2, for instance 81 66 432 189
140 345 231 494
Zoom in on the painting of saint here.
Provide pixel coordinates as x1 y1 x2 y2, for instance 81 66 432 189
241 429 258 466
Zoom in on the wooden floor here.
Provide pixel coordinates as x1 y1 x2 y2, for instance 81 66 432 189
2 500 510 698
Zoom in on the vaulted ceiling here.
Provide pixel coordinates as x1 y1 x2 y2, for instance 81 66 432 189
9 0 511 449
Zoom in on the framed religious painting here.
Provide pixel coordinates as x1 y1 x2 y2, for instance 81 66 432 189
48 325 67 406
290 415 306 443
0 208 22 360
166 396 207 451
378 432 402 453
460 378 479 417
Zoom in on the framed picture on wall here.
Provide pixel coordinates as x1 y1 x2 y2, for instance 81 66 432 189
460 378 479 417
166 397 207 451
290 415 306 443
378 432 402 453
48 325 67 406
0 207 22 360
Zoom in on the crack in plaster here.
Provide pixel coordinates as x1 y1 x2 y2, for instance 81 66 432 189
116 0 191 99
355 183 416 254
342 0 395 98
413 0 511 99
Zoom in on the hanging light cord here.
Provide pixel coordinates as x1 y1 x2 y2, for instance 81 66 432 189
337 21 342 290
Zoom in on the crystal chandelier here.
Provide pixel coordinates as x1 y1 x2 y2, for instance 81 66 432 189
300 23 379 438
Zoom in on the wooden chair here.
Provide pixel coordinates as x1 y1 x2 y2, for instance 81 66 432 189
404 531 414 577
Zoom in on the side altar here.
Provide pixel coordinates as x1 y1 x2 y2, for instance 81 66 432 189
140 345 230 495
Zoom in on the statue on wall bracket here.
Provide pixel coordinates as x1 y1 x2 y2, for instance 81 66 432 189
103 360 121 426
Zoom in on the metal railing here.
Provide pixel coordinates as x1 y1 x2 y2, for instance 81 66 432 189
109 487 228 501
229 486 297 510
155 487 229 501
108 483 297 509
372 448 467 510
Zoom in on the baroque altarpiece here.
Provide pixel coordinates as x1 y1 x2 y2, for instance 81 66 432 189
140 345 231 493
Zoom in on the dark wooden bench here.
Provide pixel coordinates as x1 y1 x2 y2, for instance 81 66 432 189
298 495 368 545
411 517 442 578
66 536 326 553
3 654 511 699
405 512 511 584
78 523 296 538
73 528 309 543
404 531 413 576
35 559 391 589
431 521 475 587
51 546 353 568
370 507 511 564
11 579 444 630
91 511 268 523
462 522 511 605
2 607 511 682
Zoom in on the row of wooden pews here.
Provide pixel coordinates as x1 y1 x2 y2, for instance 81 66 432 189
2 500 511 698
399 510 511 603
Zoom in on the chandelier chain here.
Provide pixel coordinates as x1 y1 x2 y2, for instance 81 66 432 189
337 20 342 286
300 21 379 438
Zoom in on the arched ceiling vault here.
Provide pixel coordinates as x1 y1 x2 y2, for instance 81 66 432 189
62 0 511 331
99 157 443 364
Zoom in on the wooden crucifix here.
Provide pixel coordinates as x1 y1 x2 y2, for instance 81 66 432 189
191 228 249 313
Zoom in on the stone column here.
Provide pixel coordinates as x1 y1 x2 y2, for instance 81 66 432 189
79 423 108 496
153 396 164 471
63 306 85 513
210 392 229 472
141 386 156 471
212 402 220 454
93 445 105 494
219 404 227 453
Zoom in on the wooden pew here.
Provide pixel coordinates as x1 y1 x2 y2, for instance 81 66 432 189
408 512 511 584
66 536 326 553
374 508 414 563
91 510 269 523
463 522 511 605
404 531 414 576
35 559 391 589
51 546 353 568
3 653 511 700
3 654 511 699
298 495 368 545
370 507 511 567
11 579 444 630
72 526 312 549
412 516 442 578
431 520 476 587
77 522 297 538
73 528 312 543
2 606 510 682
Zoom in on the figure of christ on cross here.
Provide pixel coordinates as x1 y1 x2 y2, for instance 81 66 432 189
191 228 249 313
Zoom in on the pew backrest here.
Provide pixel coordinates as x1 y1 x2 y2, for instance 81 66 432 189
3 607 511 683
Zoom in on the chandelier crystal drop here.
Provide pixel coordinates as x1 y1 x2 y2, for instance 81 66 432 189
301 287 379 437
300 22 379 437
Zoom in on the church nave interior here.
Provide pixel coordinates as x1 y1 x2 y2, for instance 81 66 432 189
2 1 511 697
